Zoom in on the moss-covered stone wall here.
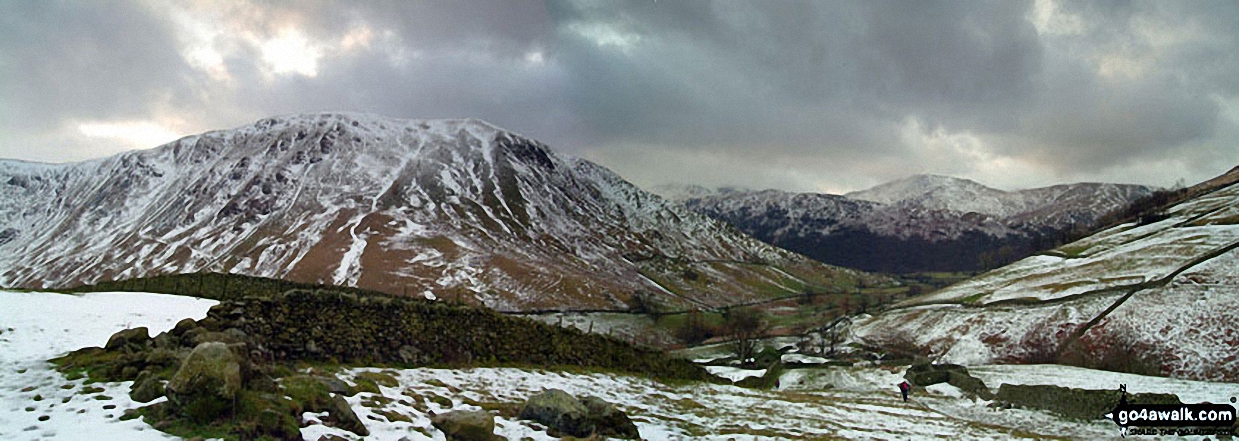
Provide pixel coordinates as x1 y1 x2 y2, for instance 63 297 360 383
206 289 709 381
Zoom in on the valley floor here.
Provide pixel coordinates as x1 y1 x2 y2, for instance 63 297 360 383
1 290 1234 440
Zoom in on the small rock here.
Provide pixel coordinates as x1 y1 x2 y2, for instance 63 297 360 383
105 327 150 351
171 318 198 337
119 408 140 421
581 396 640 439
518 389 593 438
431 410 500 441
327 394 369 436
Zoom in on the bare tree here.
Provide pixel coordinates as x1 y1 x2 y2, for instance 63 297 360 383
723 307 768 365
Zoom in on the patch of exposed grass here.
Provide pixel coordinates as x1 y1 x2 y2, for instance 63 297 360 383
356 371 399 388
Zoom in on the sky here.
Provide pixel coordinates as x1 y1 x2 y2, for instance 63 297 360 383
1 0 1237 194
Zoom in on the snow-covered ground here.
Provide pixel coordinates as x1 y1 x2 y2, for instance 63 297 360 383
5 289 1235 440
909 183 1239 306
305 365 1082 441
0 290 216 441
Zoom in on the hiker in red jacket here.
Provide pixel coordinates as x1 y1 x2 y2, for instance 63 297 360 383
898 380 911 402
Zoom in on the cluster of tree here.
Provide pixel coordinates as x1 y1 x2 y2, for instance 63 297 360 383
1093 188 1190 229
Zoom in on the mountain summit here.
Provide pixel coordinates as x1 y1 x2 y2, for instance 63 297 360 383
0 113 870 311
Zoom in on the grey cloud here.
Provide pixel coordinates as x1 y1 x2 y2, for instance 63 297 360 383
0 1 188 129
0 0 1236 192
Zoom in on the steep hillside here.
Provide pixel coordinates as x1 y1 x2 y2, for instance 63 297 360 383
852 167 1239 381
677 176 1152 273
0 113 877 311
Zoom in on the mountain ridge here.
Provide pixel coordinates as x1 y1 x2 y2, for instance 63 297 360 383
0 113 880 311
669 176 1153 273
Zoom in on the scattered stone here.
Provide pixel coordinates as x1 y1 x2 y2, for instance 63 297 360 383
119 408 140 421
165 342 243 422
120 365 139 379
171 318 198 337
431 409 500 441
130 370 165 403
518 389 594 438
105 327 150 351
317 376 351 395
20 386 35 392
327 394 369 436
581 396 640 439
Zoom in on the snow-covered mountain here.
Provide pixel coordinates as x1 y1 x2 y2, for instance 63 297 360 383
853 166 1239 382
676 176 1153 273
848 174 1154 228
650 184 753 203
0 113 873 311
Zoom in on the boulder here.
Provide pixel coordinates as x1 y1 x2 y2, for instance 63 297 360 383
165 342 243 422
431 410 500 441
581 396 640 439
129 370 165 403
327 394 369 436
105 327 150 351
518 389 594 437
171 318 199 336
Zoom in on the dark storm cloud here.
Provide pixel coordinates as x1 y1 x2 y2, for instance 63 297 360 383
547 0 1238 189
0 0 190 152
0 0 1236 191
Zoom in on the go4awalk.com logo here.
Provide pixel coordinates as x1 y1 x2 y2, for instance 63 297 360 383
1103 384 1237 437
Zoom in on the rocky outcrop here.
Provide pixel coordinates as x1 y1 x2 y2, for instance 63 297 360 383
165 342 244 422
431 410 499 441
